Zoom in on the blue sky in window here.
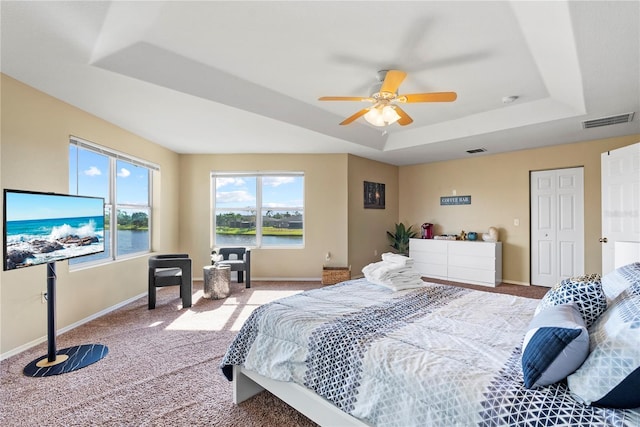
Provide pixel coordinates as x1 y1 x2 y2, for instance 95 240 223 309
216 176 303 209
215 177 257 209
116 160 149 205
70 146 148 204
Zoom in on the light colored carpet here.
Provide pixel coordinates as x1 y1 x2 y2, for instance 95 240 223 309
0 279 546 426
0 281 320 427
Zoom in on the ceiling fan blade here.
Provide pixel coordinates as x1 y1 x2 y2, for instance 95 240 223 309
380 70 407 94
394 106 413 126
319 96 373 102
340 108 369 125
397 92 457 103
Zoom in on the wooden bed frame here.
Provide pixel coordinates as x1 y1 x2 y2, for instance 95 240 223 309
232 365 369 426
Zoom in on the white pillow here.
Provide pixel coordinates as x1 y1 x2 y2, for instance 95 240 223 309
601 262 640 303
567 282 640 409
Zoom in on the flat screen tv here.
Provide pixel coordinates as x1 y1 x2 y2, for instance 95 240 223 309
3 189 105 271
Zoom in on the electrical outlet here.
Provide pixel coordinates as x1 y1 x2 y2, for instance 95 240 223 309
41 291 47 304
374 249 378 256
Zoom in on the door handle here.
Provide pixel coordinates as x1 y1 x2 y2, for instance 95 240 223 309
599 237 608 243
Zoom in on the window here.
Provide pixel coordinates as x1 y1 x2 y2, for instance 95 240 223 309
212 172 304 248
69 137 156 265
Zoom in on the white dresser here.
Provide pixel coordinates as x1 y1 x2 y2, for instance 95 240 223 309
409 238 502 287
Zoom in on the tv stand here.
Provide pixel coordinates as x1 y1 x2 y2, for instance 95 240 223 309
23 262 108 377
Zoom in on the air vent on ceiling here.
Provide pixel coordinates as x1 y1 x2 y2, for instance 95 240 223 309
582 112 635 129
466 148 487 154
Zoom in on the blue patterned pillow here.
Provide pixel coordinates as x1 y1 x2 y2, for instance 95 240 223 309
567 285 640 408
521 303 589 389
536 274 606 328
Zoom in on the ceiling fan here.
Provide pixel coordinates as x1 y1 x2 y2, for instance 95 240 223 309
318 70 457 127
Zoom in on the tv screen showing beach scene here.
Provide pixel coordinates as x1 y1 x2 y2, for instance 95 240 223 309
3 189 105 270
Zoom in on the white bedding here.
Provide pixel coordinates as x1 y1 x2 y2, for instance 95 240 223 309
221 279 640 426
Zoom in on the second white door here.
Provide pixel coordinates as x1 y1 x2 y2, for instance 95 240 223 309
531 167 585 287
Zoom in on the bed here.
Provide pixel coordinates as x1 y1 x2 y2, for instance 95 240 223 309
221 267 640 426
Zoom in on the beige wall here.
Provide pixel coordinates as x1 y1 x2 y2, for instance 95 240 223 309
347 155 399 276
399 135 640 285
0 75 181 355
178 154 349 280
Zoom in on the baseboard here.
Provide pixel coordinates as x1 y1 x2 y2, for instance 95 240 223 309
0 292 146 361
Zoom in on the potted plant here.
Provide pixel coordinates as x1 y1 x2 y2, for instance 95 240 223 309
386 223 418 256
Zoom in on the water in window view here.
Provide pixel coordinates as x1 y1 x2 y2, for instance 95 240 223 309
215 234 302 247
117 230 150 255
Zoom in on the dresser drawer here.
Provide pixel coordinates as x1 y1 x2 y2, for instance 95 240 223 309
410 239 448 252
448 266 497 285
413 261 447 279
448 241 497 257
448 253 495 270
411 250 447 265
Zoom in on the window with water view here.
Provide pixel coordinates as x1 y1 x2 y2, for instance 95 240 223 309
212 173 304 248
69 139 154 265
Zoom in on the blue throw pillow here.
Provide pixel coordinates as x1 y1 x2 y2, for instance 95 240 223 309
567 285 640 409
536 274 607 327
521 303 589 389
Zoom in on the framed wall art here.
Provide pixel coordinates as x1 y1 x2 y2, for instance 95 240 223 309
364 181 385 209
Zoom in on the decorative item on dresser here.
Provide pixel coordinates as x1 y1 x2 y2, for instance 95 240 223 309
483 226 499 242
409 238 502 286
420 222 434 239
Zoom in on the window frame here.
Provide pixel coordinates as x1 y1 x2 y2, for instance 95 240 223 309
69 136 158 268
211 171 305 249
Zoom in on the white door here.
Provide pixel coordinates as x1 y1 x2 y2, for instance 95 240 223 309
531 167 585 286
601 143 640 274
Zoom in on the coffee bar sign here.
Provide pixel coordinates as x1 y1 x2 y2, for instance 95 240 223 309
440 195 471 206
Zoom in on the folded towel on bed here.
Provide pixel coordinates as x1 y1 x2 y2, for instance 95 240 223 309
362 262 413 280
362 256 424 291
381 252 414 266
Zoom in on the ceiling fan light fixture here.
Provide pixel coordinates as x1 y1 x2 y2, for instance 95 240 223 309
365 105 400 127
382 105 400 123
319 69 456 127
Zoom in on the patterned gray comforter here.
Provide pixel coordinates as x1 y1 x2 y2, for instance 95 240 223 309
221 279 640 426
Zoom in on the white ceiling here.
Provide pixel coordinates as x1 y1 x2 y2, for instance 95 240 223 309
1 1 639 166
